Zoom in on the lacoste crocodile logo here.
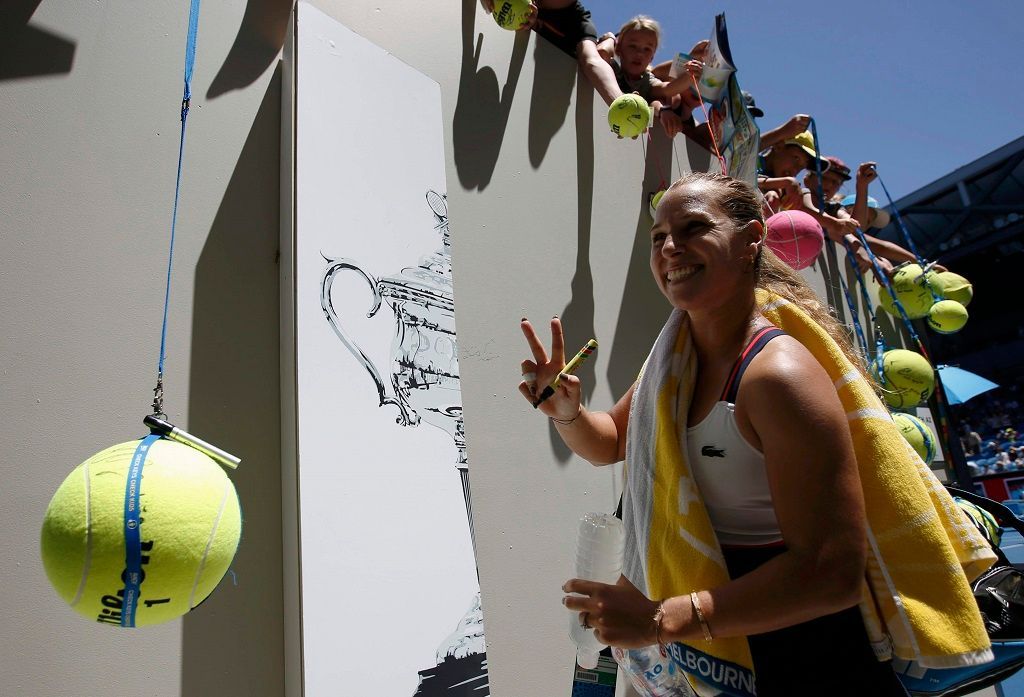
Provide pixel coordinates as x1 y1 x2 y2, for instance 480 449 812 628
701 445 726 458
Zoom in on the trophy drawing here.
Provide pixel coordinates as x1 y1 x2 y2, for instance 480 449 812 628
321 191 488 696
319 190 475 546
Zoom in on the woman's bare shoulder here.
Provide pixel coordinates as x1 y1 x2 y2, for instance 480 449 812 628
738 334 840 414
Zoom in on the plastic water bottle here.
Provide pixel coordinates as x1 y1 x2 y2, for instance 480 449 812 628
614 645 697 697
569 512 624 669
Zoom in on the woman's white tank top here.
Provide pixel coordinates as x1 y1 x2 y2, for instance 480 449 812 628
685 327 785 547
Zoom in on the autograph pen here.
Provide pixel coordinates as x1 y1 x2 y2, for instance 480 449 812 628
533 338 598 408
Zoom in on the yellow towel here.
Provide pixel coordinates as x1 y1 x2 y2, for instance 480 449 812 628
620 289 995 696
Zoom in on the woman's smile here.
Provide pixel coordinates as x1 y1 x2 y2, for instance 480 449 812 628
666 265 703 283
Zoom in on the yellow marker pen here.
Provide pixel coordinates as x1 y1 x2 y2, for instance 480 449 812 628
533 339 598 408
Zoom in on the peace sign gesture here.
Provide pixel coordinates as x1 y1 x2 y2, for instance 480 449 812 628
518 317 582 422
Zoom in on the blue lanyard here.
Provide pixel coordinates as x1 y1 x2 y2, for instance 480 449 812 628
807 120 923 350
153 0 202 418
121 434 162 627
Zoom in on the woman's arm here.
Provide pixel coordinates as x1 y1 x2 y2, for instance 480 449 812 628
519 318 633 465
668 337 867 639
565 337 868 646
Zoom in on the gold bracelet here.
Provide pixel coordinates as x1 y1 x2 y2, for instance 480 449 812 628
690 591 713 642
653 601 666 647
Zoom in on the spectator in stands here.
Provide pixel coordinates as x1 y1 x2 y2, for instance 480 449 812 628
995 448 1011 471
961 424 983 457
756 131 824 214
1009 446 1023 470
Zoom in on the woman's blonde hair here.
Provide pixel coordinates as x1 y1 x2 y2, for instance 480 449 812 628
668 172 873 383
617 15 661 47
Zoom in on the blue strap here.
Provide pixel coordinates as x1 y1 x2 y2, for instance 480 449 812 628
875 172 942 302
153 0 202 417
837 273 869 361
905 413 936 463
121 434 162 627
875 173 925 264
807 119 874 368
184 0 200 96
806 119 924 349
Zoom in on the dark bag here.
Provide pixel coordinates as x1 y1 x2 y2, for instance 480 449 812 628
896 487 1024 697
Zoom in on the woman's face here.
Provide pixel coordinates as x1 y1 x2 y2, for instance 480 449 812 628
650 181 761 312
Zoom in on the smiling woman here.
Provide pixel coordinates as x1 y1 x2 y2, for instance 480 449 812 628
517 172 994 696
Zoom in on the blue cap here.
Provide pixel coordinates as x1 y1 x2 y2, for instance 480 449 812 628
840 194 880 208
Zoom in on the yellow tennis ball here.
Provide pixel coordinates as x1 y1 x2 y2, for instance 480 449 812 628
40 438 241 627
932 271 973 307
874 349 935 409
492 0 531 30
927 299 968 334
877 263 936 319
608 94 651 139
892 412 936 465
649 189 666 217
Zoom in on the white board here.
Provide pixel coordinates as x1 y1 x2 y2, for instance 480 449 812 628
291 4 486 694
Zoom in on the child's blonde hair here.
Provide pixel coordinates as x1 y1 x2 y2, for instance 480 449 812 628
617 15 661 48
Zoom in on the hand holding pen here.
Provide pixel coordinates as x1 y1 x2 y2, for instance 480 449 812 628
519 317 596 423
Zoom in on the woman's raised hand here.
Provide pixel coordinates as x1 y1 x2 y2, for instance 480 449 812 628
519 317 582 421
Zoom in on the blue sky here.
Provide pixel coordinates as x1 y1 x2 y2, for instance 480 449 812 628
583 0 1022 201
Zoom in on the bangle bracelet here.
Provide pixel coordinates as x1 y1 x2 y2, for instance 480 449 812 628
550 404 582 425
653 601 667 647
690 591 713 642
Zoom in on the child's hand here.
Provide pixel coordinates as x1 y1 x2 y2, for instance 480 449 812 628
518 2 539 30
688 39 710 62
856 162 878 184
826 215 860 238
685 59 704 80
871 255 895 282
781 114 811 139
780 183 803 210
781 176 802 193
479 0 495 14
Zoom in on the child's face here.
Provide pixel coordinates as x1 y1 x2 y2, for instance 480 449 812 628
617 29 658 79
767 144 810 178
804 170 845 200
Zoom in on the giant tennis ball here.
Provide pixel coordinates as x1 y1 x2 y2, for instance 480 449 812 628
927 299 968 334
892 412 936 465
492 0 532 30
932 271 973 307
874 349 935 409
765 210 825 270
608 94 651 139
649 189 666 218
41 438 242 627
878 263 937 319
